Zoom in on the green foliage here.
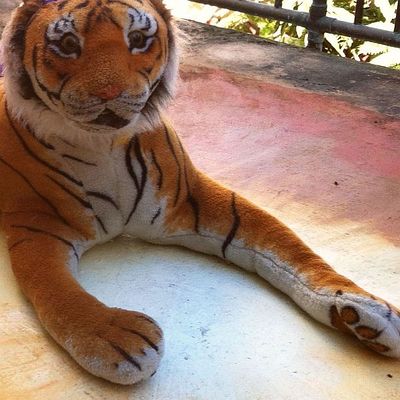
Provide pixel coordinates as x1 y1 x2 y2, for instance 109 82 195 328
205 0 400 68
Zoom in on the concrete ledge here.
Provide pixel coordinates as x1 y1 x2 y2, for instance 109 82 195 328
178 19 400 117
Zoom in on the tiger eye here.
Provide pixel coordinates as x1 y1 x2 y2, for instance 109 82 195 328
59 33 81 56
128 31 147 50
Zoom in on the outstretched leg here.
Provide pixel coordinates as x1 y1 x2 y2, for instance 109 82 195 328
161 169 400 357
3 212 163 384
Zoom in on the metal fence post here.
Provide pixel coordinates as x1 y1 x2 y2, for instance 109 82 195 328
307 0 328 50
190 0 400 48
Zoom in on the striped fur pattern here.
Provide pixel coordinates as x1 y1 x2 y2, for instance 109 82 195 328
0 0 399 385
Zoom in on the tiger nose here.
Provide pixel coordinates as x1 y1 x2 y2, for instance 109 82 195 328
93 85 122 100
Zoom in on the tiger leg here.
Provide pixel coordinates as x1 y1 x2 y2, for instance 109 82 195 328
163 172 400 357
3 212 163 384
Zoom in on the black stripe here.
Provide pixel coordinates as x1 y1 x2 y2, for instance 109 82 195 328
151 208 161 225
60 138 77 148
177 139 200 233
134 135 148 202
95 215 108 234
74 0 90 9
46 175 93 209
138 70 151 86
96 10 107 23
84 8 97 33
164 125 181 207
26 125 55 150
9 239 32 251
143 16 151 31
136 314 159 326
221 193 241 258
120 327 159 352
385 302 393 321
187 192 200 233
108 341 142 370
0 155 70 227
150 78 161 94
127 7 139 30
102 6 123 29
11 225 78 260
57 0 68 10
62 154 97 166
32 46 60 104
125 136 148 225
35 138 54 150
151 149 163 190
125 136 140 190
6 105 83 187
58 75 71 99
87 191 119 210
9 3 40 101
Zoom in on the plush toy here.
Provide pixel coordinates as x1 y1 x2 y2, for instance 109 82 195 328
0 0 399 385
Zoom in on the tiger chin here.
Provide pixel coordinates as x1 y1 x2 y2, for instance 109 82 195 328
0 0 399 386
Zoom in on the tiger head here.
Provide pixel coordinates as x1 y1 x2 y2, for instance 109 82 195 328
1 0 178 139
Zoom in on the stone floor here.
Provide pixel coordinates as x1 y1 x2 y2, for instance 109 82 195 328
0 4 400 400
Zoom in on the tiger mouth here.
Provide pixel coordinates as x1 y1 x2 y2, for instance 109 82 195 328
89 108 131 129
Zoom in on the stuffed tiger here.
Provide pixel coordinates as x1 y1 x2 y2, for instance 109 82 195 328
0 0 399 385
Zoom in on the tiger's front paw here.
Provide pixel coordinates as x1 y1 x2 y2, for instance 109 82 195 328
64 308 164 384
331 293 400 358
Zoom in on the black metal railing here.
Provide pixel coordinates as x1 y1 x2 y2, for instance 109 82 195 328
189 0 400 50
